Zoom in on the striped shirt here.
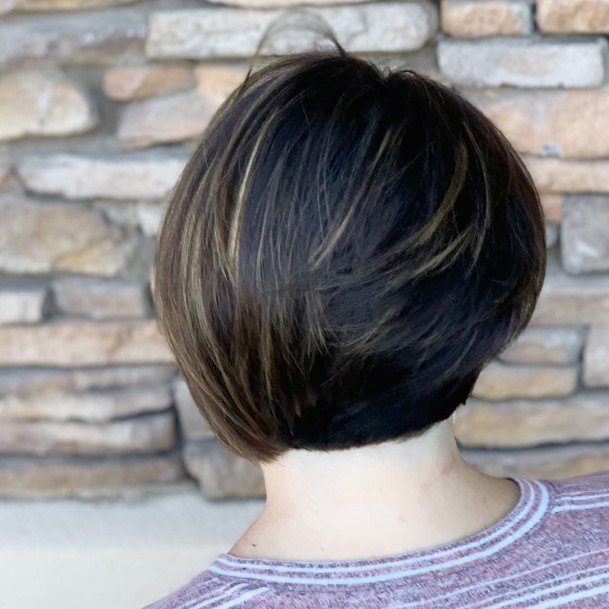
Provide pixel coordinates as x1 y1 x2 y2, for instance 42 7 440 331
145 470 609 608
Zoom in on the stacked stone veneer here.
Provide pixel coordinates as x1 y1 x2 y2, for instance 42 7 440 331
1 0 609 499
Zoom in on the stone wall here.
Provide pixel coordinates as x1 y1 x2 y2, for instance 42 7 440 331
1 0 608 500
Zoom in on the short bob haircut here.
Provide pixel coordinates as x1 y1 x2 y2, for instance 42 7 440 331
154 45 547 464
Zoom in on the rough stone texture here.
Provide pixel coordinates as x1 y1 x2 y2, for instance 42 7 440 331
194 64 248 97
111 65 252 148
462 442 609 480
100 200 167 236
525 156 609 194
204 0 367 6
472 361 578 399
137 202 165 236
149 264 157 302
561 197 609 273
583 326 609 387
0 70 97 141
456 394 609 447
17 154 186 201
0 412 176 455
173 377 214 442
500 327 584 365
93 201 139 229
470 87 609 159
0 365 176 395
0 385 172 422
184 440 265 499
0 285 50 325
0 10 146 67
537 0 609 33
112 63 253 148
146 3 438 59
1 0 609 497
540 193 564 222
0 320 173 366
531 269 609 324
0 454 184 497
438 39 606 88
0 198 137 276
117 89 220 149
0 0 137 13
103 63 194 101
441 0 533 37
53 277 150 320
0 146 12 190
545 222 559 248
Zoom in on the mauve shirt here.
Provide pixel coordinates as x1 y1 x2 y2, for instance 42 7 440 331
144 470 609 608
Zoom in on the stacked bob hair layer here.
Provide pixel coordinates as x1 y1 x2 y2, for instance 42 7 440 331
153 46 547 464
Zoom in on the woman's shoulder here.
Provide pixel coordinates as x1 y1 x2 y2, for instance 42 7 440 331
142 569 275 609
546 468 609 518
552 468 609 493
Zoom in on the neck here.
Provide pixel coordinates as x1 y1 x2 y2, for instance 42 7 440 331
229 420 520 561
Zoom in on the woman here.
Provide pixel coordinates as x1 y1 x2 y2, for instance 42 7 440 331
148 44 609 608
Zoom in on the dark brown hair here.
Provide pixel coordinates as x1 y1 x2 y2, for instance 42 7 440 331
153 46 546 464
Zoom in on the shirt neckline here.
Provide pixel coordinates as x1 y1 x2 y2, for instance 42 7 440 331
209 477 553 585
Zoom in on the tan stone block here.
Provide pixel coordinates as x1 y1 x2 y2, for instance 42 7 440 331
173 377 215 442
462 442 609 480
184 440 265 499
0 285 50 325
0 10 146 67
53 277 149 320
103 63 194 101
0 385 172 422
194 64 248 99
525 156 609 194
537 0 609 33
0 412 176 455
540 193 564 222
456 394 609 447
0 454 185 498
441 0 532 37
439 39 605 88
471 87 609 159
17 153 186 200
0 70 97 141
472 361 577 399
532 270 609 324
146 3 438 58
0 197 137 276
0 365 177 395
115 64 250 149
118 89 219 149
0 319 174 366
561 197 609 273
500 327 584 365
583 326 609 387
1 0 137 13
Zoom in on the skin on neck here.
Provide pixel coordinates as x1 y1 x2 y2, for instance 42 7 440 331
229 418 521 561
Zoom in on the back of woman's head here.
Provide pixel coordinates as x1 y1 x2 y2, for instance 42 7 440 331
153 47 547 464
